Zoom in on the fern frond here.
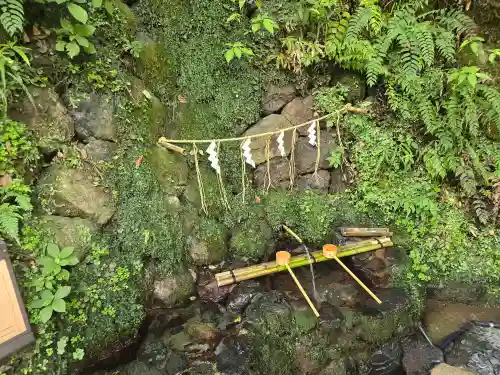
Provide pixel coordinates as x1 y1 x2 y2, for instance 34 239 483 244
472 196 489 224
435 31 455 63
345 6 373 41
437 9 476 36
0 0 24 36
416 94 438 133
456 165 476 196
0 203 21 241
477 84 500 134
464 94 480 138
415 24 435 67
445 94 463 139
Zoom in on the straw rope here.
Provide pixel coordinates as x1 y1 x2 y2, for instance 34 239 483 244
192 143 207 214
240 142 246 203
265 136 272 192
313 119 321 180
289 128 297 189
216 142 231 210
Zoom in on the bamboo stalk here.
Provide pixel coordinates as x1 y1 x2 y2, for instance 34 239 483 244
345 103 370 114
157 139 186 154
340 227 392 237
215 237 393 287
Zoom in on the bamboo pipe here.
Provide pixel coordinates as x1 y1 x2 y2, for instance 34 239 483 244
215 237 393 287
340 227 393 237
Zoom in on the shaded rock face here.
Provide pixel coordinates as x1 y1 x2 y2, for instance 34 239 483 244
431 364 476 375
296 170 330 190
187 218 228 266
9 87 74 148
295 131 336 174
72 94 117 141
38 165 116 225
262 84 296 115
351 247 406 288
226 280 263 313
243 114 294 165
281 96 314 136
427 283 486 304
445 326 500 375
153 271 195 308
215 336 251 375
41 215 98 259
368 340 404 375
82 139 117 163
148 146 189 196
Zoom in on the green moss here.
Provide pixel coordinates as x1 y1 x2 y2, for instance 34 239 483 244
230 218 272 260
147 146 188 195
190 217 228 264
111 148 187 276
264 190 337 246
112 0 137 34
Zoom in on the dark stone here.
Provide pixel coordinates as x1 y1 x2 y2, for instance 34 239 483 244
402 336 443 375
296 170 331 191
226 280 263 313
120 361 162 375
281 96 314 136
83 138 117 162
72 94 117 141
245 291 291 329
368 341 405 375
445 326 500 375
254 157 290 190
295 132 336 175
262 84 296 114
351 247 405 288
363 288 410 317
197 269 235 304
215 336 251 375
329 169 347 193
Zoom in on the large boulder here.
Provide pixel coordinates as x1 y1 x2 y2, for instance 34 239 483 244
42 215 98 260
148 146 188 196
38 166 116 225
9 87 74 148
72 94 117 141
243 114 295 165
334 73 366 103
281 96 314 136
296 170 330 191
295 131 336 175
351 247 405 288
254 157 290 190
262 84 296 114
187 218 229 266
402 337 443 375
153 271 195 308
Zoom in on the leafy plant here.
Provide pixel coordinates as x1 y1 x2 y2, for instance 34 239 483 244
56 19 97 58
0 180 32 243
0 42 32 112
251 12 278 34
29 285 72 323
37 243 79 278
224 42 254 63
0 0 24 36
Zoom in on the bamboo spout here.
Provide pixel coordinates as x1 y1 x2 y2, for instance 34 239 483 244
215 237 393 287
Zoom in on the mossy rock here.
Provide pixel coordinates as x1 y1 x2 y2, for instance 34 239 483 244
147 146 188 196
42 215 98 260
230 218 273 260
188 217 229 265
136 35 176 100
112 0 137 34
37 165 116 225
334 73 366 103
153 270 194 308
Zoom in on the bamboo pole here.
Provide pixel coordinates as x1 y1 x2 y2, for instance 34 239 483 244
286 264 320 317
215 237 393 287
340 227 392 237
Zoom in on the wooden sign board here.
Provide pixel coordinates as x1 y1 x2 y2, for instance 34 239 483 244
0 241 34 360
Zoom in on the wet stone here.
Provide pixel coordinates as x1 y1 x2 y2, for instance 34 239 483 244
215 336 251 375
362 288 409 317
226 280 263 313
402 336 443 375
445 326 500 375
245 291 291 328
368 340 404 375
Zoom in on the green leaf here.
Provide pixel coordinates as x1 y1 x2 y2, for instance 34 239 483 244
39 307 53 323
60 255 79 266
234 47 242 58
67 3 88 24
29 299 45 309
41 289 54 303
225 49 235 63
74 24 96 37
471 43 479 56
59 247 74 259
83 42 97 54
59 269 70 281
251 22 260 33
55 40 66 51
47 243 60 258
263 18 274 33
66 42 81 58
60 18 74 32
241 47 253 55
12 48 31 67
92 0 102 7
104 0 114 15
57 337 68 355
41 258 58 275
55 286 71 299
239 0 245 9
52 298 66 313
467 74 477 87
